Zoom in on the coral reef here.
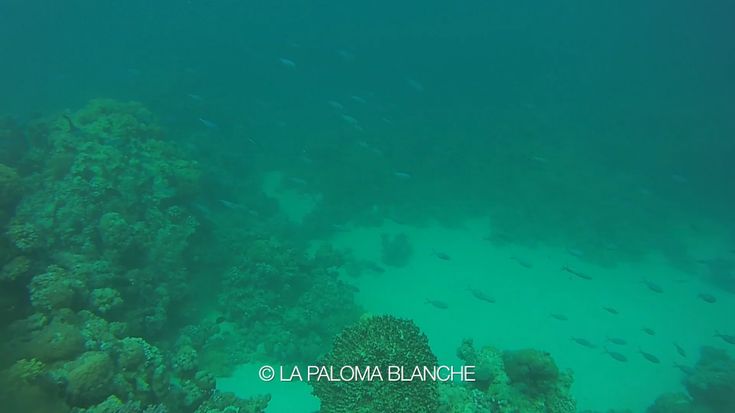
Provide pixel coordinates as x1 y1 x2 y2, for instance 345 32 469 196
647 392 707 413
0 162 21 211
443 339 576 413
684 346 735 412
0 100 269 413
215 237 361 365
312 315 440 413
502 349 560 397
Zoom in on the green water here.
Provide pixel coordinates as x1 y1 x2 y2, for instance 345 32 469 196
1 1 734 412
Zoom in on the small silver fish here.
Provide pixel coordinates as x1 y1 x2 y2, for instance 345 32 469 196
363 261 386 273
715 331 735 345
432 251 451 261
562 265 592 280
199 118 218 129
340 114 359 124
602 307 619 315
603 347 628 362
673 342 687 357
218 199 243 209
606 336 627 345
638 348 661 364
425 299 449 309
350 95 367 104
407 78 424 92
512 256 533 269
279 57 296 67
327 100 344 110
550 313 568 321
567 248 585 258
337 49 355 61
393 172 412 179
467 287 495 304
571 337 597 348
643 279 664 293
698 293 717 303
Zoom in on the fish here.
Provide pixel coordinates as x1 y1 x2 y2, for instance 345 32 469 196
606 336 627 345
567 248 585 258
425 299 449 310
187 93 203 101
673 342 687 357
511 256 533 269
643 279 664 293
393 172 412 179
337 49 356 61
350 95 367 104
603 348 628 362
714 331 735 345
363 261 386 274
340 114 359 124
562 265 593 280
327 100 344 111
287 177 308 186
278 57 296 67
698 293 717 303
638 349 661 364
199 118 219 129
218 199 244 210
407 78 424 92
62 114 82 134
467 287 495 304
671 174 689 184
642 327 656 336
602 307 619 315
550 313 568 321
432 251 451 261
672 363 694 375
571 337 597 348
342 118 365 132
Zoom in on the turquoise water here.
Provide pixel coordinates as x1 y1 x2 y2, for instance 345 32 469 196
1 2 734 412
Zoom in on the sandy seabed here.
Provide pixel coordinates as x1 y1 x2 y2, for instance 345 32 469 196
220 215 734 413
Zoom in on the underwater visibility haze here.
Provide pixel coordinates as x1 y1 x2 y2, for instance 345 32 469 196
1 1 734 412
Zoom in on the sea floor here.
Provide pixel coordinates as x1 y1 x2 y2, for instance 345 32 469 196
219 183 735 413
328 220 735 412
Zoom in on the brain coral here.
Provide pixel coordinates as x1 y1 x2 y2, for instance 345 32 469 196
312 315 439 413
